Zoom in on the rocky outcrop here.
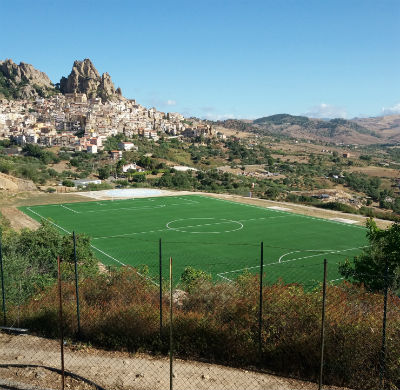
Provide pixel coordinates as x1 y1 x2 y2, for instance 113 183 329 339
60 59 122 102
0 59 57 100
0 172 37 192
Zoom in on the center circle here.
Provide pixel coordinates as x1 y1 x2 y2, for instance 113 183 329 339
166 218 243 234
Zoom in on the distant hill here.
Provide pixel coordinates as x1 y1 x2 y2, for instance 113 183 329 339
213 114 400 145
352 115 400 143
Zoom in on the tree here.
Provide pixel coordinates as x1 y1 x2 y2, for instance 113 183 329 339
339 219 400 292
1 221 98 304
62 179 75 187
98 165 111 180
180 266 212 293
265 186 281 199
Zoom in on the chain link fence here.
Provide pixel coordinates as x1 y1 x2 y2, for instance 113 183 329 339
0 235 398 390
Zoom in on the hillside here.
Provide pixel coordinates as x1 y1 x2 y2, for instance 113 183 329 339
214 114 400 145
0 59 58 100
352 115 400 143
0 58 123 102
60 58 123 102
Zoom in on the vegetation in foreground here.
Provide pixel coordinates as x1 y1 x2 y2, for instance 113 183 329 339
0 220 399 390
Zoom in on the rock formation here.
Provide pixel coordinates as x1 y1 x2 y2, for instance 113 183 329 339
0 59 57 100
60 59 122 102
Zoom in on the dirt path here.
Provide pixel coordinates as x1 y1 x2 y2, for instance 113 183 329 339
0 207 40 231
0 333 343 390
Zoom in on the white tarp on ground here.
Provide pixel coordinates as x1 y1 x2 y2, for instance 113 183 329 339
173 165 198 171
76 188 175 200
330 217 359 224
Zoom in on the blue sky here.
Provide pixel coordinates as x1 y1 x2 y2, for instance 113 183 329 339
1 0 399 119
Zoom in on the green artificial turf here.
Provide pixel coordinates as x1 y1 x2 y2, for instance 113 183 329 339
19 194 367 285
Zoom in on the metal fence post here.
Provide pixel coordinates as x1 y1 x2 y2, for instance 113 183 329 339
258 241 264 361
319 259 327 390
169 256 173 390
57 256 65 390
73 232 81 336
0 235 6 326
159 238 163 339
380 262 389 389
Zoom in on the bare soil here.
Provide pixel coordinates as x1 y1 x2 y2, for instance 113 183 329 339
0 174 37 193
0 207 40 231
0 333 344 390
347 165 400 179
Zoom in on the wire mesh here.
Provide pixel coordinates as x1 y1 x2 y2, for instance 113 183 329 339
0 237 398 390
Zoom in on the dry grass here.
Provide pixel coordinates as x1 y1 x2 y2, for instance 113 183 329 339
203 192 393 229
347 165 400 179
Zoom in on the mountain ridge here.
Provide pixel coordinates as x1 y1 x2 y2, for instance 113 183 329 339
0 58 122 102
0 58 399 145
212 114 400 145
0 59 58 99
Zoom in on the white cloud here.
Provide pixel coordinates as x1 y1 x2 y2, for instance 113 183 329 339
305 103 347 119
381 102 400 116
146 97 177 108
201 112 236 121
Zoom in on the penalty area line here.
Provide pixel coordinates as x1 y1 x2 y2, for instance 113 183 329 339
217 246 367 278
60 204 79 214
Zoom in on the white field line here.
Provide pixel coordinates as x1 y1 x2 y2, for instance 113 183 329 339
330 277 345 282
83 204 166 213
216 246 368 282
218 274 234 283
277 249 357 263
27 208 70 234
25 207 160 284
195 195 366 230
65 197 198 214
168 220 238 229
60 204 79 214
93 216 289 239
93 228 169 240
90 246 126 266
94 221 240 240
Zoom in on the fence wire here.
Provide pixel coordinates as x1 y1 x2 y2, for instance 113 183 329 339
0 237 398 390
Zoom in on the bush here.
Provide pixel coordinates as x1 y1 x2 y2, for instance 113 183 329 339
0 160 13 174
62 179 75 187
10 267 400 389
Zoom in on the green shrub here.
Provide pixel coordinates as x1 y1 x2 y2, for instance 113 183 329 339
62 179 75 187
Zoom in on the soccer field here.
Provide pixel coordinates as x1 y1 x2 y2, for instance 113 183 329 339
20 194 367 285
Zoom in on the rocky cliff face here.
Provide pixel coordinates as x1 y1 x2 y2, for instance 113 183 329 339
60 59 122 102
0 59 57 100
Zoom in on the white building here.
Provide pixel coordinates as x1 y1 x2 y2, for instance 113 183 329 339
122 163 137 173
87 145 98 154
118 141 137 151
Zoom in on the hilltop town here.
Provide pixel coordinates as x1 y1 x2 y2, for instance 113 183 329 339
0 92 217 152
0 58 219 154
